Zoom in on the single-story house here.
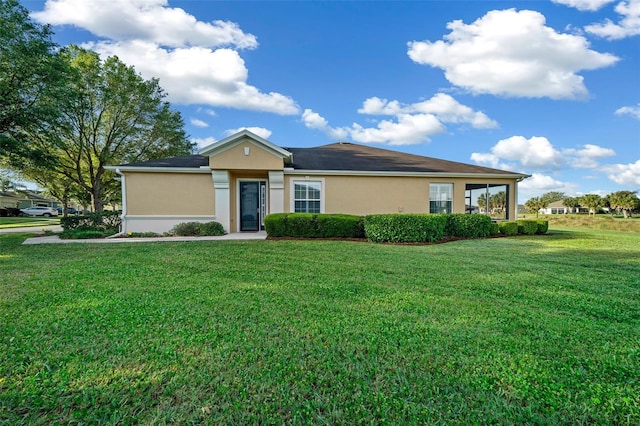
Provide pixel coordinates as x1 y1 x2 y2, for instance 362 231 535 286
107 130 530 234
0 190 59 209
539 199 589 215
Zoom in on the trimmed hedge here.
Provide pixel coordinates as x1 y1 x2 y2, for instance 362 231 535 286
517 220 539 235
266 213 541 243
490 222 500 235
364 214 447 243
445 214 493 239
170 221 226 236
60 211 121 232
263 213 365 238
536 220 549 234
498 221 519 236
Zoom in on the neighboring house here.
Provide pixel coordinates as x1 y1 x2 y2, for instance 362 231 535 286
0 191 23 209
107 130 530 234
1 190 58 209
17 191 59 209
539 199 589 215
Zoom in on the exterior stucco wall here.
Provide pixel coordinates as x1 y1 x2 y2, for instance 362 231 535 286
125 172 215 215
209 141 284 171
285 174 520 219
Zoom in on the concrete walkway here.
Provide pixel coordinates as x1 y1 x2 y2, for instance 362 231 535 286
0 224 63 234
22 231 267 245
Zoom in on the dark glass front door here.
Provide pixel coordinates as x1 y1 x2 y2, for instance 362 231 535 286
240 181 260 231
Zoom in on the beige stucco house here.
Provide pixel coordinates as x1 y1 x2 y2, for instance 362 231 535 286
107 130 530 234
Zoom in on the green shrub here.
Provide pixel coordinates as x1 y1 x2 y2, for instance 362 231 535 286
517 220 539 235
286 213 316 238
444 214 492 239
59 226 114 239
264 213 288 237
498 221 519 236
490 222 500 235
170 222 200 236
198 221 226 236
60 211 121 232
536 220 549 234
364 214 447 243
263 213 364 238
315 214 365 238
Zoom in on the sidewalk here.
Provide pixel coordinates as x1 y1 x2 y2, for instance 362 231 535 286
0 225 63 234
22 232 267 245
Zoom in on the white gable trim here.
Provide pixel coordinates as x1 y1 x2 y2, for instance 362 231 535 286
198 129 292 160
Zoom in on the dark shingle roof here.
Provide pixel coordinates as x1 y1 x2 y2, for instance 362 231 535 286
117 143 522 176
120 155 208 168
285 143 518 175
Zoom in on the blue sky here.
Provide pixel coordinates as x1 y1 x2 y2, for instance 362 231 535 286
23 0 640 201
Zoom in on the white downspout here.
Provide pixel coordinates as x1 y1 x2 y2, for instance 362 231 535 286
107 168 127 238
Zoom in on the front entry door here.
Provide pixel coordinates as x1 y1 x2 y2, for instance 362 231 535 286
239 181 266 231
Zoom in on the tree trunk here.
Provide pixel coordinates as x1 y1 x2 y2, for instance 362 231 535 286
91 185 104 212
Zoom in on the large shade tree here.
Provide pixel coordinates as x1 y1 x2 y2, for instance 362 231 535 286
0 0 68 153
7 47 194 211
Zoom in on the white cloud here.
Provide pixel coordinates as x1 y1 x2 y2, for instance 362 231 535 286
87 41 300 115
349 113 445 145
192 136 217 149
359 94 498 129
407 9 619 99
303 108 443 145
585 0 640 39
301 109 349 140
603 160 640 186
472 137 616 170
304 93 495 145
518 173 580 201
33 0 257 49
615 103 640 119
563 144 616 168
190 118 208 128
33 0 299 115
223 127 272 139
519 173 570 191
197 108 217 117
492 136 563 168
552 0 616 11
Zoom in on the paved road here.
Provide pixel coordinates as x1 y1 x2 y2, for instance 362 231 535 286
0 225 63 234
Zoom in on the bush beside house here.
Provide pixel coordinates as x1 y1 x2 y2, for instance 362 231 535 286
264 213 364 239
59 211 122 239
266 213 548 243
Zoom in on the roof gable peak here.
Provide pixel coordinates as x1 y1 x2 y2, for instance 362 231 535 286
199 129 291 160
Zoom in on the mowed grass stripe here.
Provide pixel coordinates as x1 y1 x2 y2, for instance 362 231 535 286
0 231 638 424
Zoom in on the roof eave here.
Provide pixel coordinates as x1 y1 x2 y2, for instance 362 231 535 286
105 165 211 173
283 168 530 179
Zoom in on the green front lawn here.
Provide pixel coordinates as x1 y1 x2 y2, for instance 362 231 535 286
1 230 638 424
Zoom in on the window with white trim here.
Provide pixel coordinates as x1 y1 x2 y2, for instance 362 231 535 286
430 183 453 214
293 181 322 213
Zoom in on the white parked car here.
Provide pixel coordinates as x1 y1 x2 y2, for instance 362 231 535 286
20 206 59 217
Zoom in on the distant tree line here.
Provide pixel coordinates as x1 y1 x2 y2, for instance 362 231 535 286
0 0 194 213
525 191 640 218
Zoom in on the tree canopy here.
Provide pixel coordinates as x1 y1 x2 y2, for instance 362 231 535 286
606 190 640 218
3 43 194 211
524 197 548 217
579 194 603 215
0 0 67 148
